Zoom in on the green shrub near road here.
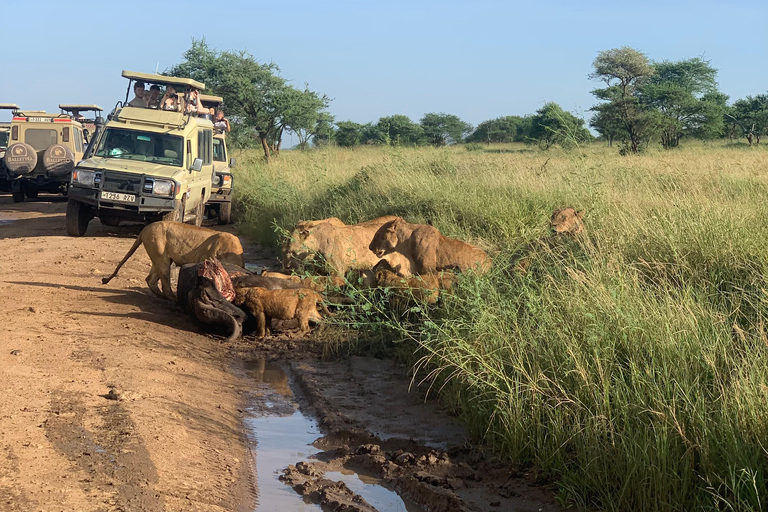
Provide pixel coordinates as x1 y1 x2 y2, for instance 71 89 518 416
233 141 768 511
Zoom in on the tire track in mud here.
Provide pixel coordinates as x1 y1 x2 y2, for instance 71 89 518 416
45 390 162 512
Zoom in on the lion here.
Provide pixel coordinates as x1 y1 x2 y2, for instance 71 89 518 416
233 287 330 338
549 207 585 235
101 221 245 300
510 207 587 274
282 215 407 276
375 268 457 305
261 271 346 293
368 217 491 275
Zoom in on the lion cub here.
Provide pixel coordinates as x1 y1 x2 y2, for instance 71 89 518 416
261 271 346 292
369 217 491 275
375 268 456 305
233 287 329 338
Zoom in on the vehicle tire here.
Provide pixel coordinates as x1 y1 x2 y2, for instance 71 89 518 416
66 199 91 237
4 143 38 176
43 145 75 177
191 194 204 226
162 195 185 223
218 202 232 225
12 186 24 203
100 215 121 227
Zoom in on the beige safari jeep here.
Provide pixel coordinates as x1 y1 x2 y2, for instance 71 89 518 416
3 104 102 202
66 71 217 236
0 104 18 193
199 94 235 224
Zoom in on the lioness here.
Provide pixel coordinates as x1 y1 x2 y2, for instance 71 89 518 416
282 215 403 276
368 217 491 275
101 221 245 300
550 207 585 235
261 271 346 292
375 268 457 305
233 287 329 338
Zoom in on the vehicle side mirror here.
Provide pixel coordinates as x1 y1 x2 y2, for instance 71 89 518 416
191 158 203 172
229 157 236 168
95 116 105 126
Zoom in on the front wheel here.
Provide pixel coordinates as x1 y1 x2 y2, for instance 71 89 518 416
12 189 24 203
218 202 232 225
190 194 204 227
66 199 91 237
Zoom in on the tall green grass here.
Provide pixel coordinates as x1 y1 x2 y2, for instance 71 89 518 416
232 141 768 511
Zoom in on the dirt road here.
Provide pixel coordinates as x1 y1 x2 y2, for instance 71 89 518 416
0 196 260 511
0 195 560 512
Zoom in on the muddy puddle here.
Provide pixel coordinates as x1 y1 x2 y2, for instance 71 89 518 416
244 358 420 512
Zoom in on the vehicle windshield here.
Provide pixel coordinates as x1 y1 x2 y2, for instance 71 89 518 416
94 128 183 167
0 131 8 150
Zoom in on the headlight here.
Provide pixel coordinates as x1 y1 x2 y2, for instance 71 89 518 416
72 169 95 187
152 180 175 196
222 175 232 186
212 174 221 186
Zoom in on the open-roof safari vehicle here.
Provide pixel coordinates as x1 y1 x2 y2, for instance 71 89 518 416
199 94 235 224
67 71 218 236
0 103 20 193
3 104 101 202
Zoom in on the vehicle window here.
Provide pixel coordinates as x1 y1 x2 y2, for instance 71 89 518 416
197 130 212 165
0 131 8 150
24 129 58 150
74 128 84 152
94 128 183 167
213 138 225 162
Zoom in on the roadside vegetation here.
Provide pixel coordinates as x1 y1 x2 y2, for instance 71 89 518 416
233 141 768 511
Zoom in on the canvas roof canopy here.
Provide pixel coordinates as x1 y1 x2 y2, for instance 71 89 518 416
59 104 103 112
121 71 205 90
0 104 20 110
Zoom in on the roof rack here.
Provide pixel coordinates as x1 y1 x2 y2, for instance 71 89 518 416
59 104 103 112
121 71 205 90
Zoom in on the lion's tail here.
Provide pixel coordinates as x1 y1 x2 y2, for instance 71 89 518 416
101 234 144 285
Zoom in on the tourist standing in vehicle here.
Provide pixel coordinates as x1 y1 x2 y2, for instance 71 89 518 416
146 85 161 109
214 110 231 133
128 82 147 107
160 86 181 112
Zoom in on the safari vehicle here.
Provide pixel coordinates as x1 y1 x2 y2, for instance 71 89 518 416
199 94 235 224
0 104 18 193
3 104 102 202
66 71 216 236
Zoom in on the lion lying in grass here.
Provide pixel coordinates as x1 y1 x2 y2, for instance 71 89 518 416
368 217 491 275
101 221 244 300
233 287 330 338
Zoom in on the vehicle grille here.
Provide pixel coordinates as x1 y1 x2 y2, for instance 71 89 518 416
101 171 142 193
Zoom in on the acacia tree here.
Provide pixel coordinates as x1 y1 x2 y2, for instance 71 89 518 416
334 121 364 147
167 39 330 162
466 115 531 143
590 47 655 153
419 113 472 146
529 102 591 149
376 115 424 145
729 94 768 145
639 58 725 148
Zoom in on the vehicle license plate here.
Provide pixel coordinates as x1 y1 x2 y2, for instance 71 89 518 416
27 117 53 123
101 191 135 203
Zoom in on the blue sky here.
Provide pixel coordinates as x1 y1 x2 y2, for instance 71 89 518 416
2 0 766 137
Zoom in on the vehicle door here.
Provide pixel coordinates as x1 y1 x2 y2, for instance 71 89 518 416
192 127 214 207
